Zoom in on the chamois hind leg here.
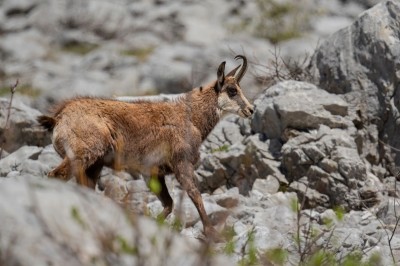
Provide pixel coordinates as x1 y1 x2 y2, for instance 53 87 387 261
173 160 221 242
155 174 174 220
70 142 107 189
71 159 91 188
48 157 72 181
49 157 91 187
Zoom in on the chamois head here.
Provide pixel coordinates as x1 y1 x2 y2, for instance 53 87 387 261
215 55 254 118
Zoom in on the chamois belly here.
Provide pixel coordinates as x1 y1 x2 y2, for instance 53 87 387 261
104 142 171 176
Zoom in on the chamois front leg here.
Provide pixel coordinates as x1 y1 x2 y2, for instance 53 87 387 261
174 160 221 242
85 159 104 189
155 173 174 220
148 167 174 220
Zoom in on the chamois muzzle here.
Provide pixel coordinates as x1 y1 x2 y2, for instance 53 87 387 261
239 105 254 118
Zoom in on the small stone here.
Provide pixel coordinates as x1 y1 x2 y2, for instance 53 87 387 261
318 158 338 173
252 176 280 195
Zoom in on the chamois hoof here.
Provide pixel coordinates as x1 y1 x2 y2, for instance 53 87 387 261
47 171 56 178
97 179 106 191
47 170 63 179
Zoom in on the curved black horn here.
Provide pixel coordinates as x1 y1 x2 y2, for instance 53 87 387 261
234 55 248 83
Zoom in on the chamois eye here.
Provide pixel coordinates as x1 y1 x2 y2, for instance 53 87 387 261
227 87 237 97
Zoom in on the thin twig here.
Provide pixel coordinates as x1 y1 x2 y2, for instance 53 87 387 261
301 209 313 260
369 169 399 264
0 79 19 159
388 171 400 264
239 226 256 264
378 139 400 153
322 226 337 252
251 47 311 88
298 184 308 263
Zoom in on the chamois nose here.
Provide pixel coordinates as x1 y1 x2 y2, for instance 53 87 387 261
249 107 254 115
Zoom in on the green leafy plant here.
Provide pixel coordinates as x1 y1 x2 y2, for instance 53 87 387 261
171 217 183 232
333 206 345 221
148 176 162 195
211 144 230 153
239 228 257 266
264 247 288 265
70 206 87 229
222 226 237 255
116 235 138 255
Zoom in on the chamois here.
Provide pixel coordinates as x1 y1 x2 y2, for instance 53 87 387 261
37 55 254 240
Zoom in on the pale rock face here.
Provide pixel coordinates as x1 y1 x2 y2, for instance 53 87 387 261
0 177 235 266
309 0 400 166
0 98 50 153
251 81 349 139
2 0 400 265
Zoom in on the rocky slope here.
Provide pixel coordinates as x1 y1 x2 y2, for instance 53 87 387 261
1 0 400 265
0 0 369 111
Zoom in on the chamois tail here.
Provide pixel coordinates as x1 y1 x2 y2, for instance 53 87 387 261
37 115 56 131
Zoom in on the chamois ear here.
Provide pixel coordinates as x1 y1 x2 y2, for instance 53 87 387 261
216 61 226 93
226 65 241 77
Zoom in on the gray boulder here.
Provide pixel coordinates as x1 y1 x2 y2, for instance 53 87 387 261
250 80 378 209
0 97 50 153
197 134 283 195
225 192 299 263
334 210 399 265
201 115 244 153
0 146 43 177
251 81 349 139
376 197 400 225
282 123 369 209
0 177 233 266
251 176 280 195
308 0 400 167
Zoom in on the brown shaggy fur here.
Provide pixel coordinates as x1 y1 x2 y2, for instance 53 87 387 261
38 56 254 241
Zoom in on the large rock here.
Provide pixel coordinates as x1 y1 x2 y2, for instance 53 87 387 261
308 0 400 167
250 80 381 210
227 192 299 262
0 98 50 153
251 81 349 139
332 210 399 265
200 115 244 153
281 120 371 210
197 134 284 195
0 177 232 266
0 145 43 176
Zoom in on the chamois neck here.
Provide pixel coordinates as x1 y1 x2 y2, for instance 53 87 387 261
186 82 221 140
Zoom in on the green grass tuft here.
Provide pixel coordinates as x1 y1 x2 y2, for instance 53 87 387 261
116 235 138 255
333 205 346 221
71 206 87 229
120 47 155 62
264 248 288 266
211 144 230 153
62 42 98 55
